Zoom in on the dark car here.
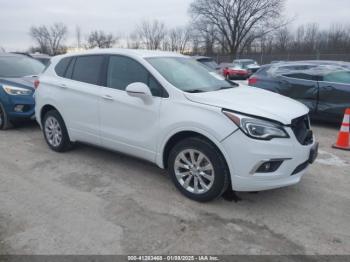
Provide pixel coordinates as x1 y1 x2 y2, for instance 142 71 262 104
248 61 350 123
11 52 51 66
194 56 221 73
0 53 44 129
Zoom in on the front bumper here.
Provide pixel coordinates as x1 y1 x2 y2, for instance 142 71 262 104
1 93 35 121
221 127 317 192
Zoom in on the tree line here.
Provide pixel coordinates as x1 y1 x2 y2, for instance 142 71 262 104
28 0 350 58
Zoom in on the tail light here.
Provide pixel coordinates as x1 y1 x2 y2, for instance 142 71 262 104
248 77 258 86
34 79 40 89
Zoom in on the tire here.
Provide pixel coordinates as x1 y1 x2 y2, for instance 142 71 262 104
42 110 72 152
168 137 230 202
0 102 13 130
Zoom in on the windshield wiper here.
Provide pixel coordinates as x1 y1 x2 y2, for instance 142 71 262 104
186 89 205 93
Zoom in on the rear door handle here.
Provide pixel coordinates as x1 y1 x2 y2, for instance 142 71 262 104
59 83 67 89
102 94 114 101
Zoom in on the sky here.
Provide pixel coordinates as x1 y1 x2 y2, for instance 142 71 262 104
0 0 349 51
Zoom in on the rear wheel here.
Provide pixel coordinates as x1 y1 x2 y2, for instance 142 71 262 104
168 137 230 202
43 110 72 152
0 102 13 130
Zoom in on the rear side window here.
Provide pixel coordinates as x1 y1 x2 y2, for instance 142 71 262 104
107 55 163 97
283 73 315 81
323 71 350 84
55 57 72 77
71 56 105 85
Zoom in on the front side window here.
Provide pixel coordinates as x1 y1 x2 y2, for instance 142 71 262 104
71 55 104 85
146 57 234 93
107 56 163 97
0 56 45 78
323 71 350 84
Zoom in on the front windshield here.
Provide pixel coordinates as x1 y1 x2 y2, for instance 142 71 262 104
147 57 235 93
0 56 45 78
241 61 257 68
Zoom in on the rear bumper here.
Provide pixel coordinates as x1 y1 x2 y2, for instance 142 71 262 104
221 128 316 192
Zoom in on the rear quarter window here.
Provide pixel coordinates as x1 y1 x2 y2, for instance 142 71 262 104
55 57 72 77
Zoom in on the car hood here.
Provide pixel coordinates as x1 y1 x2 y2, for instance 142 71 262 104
184 86 309 125
0 77 36 91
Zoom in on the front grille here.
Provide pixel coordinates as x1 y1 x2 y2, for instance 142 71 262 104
291 115 313 145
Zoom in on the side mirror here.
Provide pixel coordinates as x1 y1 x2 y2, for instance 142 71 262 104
126 82 152 98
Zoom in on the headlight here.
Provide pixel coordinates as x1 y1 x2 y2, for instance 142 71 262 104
2 85 33 96
223 110 289 140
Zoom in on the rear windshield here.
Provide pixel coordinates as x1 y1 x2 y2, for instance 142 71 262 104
0 56 45 78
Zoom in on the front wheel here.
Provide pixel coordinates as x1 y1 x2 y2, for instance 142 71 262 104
0 102 13 130
168 137 230 202
43 110 72 152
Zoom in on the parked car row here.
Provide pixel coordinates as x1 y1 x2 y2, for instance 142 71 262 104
194 56 261 80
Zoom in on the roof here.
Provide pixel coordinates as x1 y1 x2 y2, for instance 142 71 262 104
0 52 26 58
62 48 186 59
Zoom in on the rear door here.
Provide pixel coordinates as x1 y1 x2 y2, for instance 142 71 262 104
57 55 105 144
317 71 350 121
277 72 319 113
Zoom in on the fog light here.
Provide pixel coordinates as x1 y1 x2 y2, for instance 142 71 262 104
256 160 283 173
14 105 24 112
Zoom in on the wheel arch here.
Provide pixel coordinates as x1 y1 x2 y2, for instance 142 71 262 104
159 129 230 172
40 104 60 125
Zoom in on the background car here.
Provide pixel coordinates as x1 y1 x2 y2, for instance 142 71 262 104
0 53 44 130
220 63 250 80
248 61 350 123
194 56 221 73
233 59 261 75
11 52 51 66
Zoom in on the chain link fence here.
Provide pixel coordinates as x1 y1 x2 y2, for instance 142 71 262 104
210 53 350 65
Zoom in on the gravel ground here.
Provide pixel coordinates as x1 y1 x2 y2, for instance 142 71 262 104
0 121 349 255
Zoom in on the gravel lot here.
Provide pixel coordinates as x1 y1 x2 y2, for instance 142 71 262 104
0 121 349 255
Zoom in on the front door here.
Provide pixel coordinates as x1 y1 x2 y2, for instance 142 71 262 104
99 55 164 162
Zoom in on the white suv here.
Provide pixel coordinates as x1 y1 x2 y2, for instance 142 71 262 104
35 49 318 202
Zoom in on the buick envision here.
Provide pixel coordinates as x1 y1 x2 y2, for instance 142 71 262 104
35 49 318 202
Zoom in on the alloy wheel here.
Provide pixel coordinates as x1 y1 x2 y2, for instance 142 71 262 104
174 149 215 194
44 116 63 147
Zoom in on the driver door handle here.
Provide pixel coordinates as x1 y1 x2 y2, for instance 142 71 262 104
102 94 114 101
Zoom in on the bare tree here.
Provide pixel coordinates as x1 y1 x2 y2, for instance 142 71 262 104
127 33 142 49
87 30 117 48
136 20 167 50
169 26 191 53
275 26 292 51
189 0 286 56
29 23 68 55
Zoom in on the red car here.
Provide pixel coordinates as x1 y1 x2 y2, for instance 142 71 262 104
220 63 251 80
